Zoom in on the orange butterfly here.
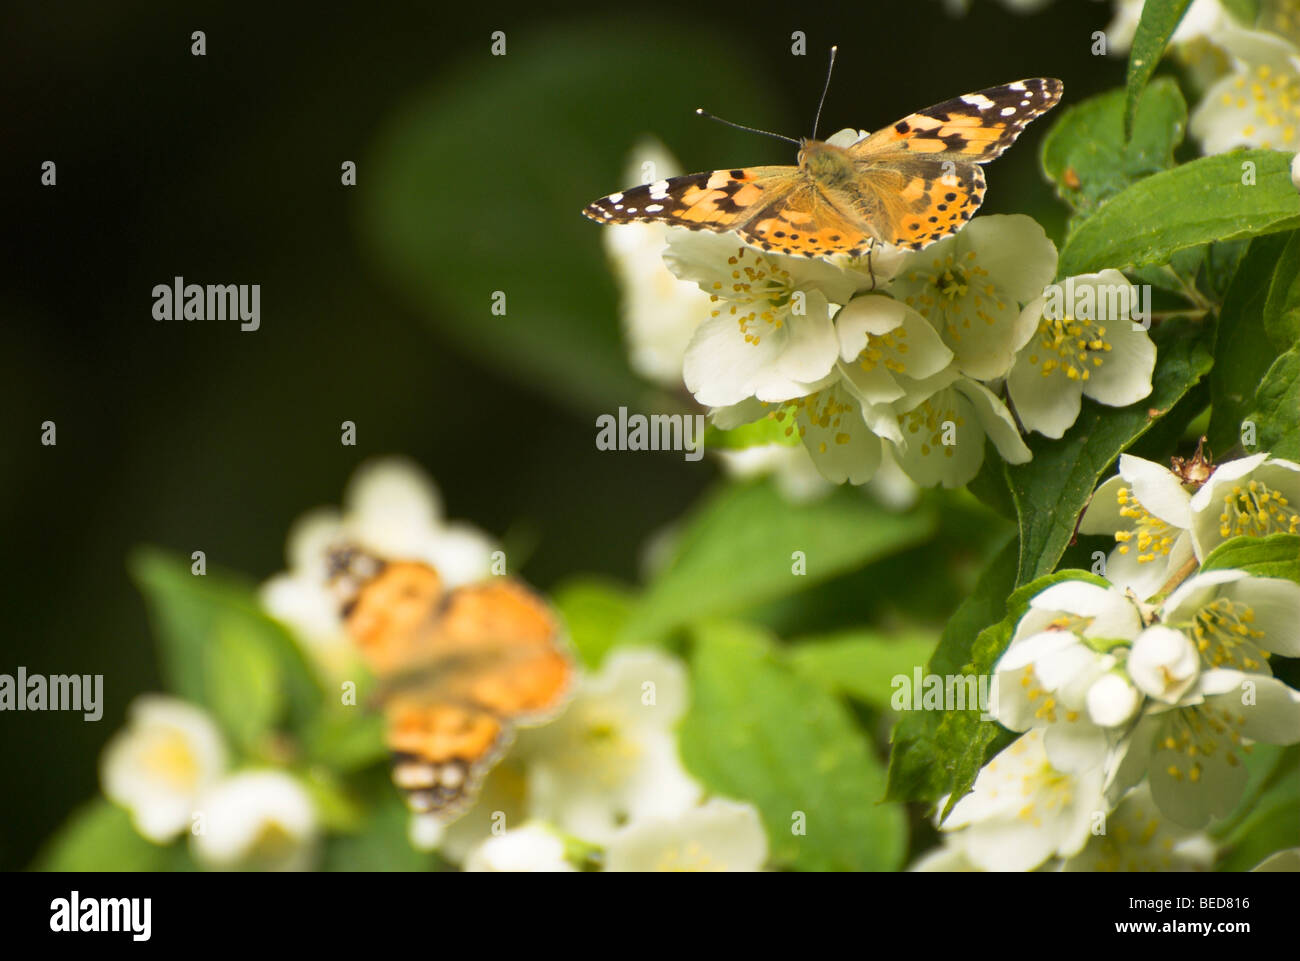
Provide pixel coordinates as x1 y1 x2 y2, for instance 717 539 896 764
584 75 1062 258
328 546 572 820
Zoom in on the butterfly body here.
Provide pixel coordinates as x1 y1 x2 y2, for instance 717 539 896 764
330 551 572 820
799 139 858 188
584 78 1062 259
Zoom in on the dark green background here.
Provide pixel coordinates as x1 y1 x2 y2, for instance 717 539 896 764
1 0 1117 869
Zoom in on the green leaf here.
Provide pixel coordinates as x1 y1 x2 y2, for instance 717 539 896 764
359 22 776 412
966 443 1016 520
620 479 936 644
1218 0 1260 25
33 799 171 871
1252 343 1300 459
320 787 443 871
1124 0 1193 139
1262 231 1300 349
552 576 635 668
787 628 940 709
301 709 388 772
704 414 801 451
1201 533 1300 582
887 562 1111 813
206 618 283 751
1207 233 1292 454
886 534 1014 803
299 767 367 832
1216 759 1300 871
1042 78 1186 217
679 620 907 870
1008 319 1213 586
130 548 324 749
1058 150 1300 277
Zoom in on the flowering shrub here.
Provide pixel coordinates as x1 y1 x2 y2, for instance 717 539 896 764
32 0 1300 874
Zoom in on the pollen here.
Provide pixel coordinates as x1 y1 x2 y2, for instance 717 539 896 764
1218 479 1300 538
1191 597 1268 670
1025 312 1111 382
1112 485 1178 564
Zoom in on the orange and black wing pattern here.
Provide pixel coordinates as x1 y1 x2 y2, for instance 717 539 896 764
335 551 572 820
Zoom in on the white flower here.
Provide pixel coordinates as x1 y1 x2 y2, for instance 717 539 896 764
520 648 702 844
1078 453 1197 601
943 729 1107 872
1128 625 1202 703
1190 26 1300 154
994 580 1143 770
100 696 227 844
602 139 713 387
1292 151 1300 191
1187 453 1300 558
892 376 1031 488
433 756 531 864
999 580 1151 753
604 798 768 872
1162 569 1300 671
833 294 956 407
1061 782 1216 871
1108 669 1300 826
715 442 835 503
1087 672 1142 728
889 214 1058 381
1007 270 1156 439
866 443 924 510
260 458 496 680
462 823 576 872
907 839 983 871
190 770 318 871
671 232 860 407
787 378 892 485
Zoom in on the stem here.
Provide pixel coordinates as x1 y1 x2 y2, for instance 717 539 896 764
1150 554 1199 605
1161 265 1214 313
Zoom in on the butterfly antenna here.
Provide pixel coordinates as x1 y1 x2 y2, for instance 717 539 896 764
695 108 800 146
811 45 838 140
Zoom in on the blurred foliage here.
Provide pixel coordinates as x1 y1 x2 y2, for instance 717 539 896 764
360 23 778 413
679 620 906 871
619 479 937 644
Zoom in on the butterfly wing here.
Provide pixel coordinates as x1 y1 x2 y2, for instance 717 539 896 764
852 78 1063 163
583 79 1061 257
342 561 572 819
584 166 877 258
846 78 1062 250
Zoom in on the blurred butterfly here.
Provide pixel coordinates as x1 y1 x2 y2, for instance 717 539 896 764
584 53 1061 259
328 546 572 821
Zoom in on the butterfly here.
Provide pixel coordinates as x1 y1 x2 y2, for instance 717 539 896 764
583 77 1062 259
327 546 573 821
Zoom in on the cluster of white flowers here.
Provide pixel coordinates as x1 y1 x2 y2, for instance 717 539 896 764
101 696 319 870
927 452 1300 870
99 460 768 872
605 142 1158 490
1110 0 1300 156
260 458 499 685
1081 451 1300 600
444 646 767 872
